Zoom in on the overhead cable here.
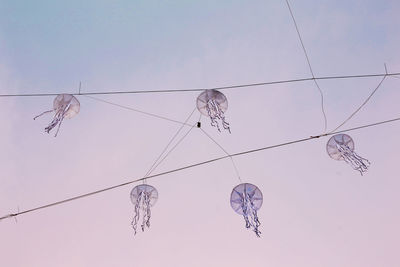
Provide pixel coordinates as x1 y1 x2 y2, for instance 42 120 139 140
0 73 399 98
330 75 387 132
1 116 400 222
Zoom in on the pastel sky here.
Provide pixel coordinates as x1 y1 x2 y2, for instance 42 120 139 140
0 1 400 266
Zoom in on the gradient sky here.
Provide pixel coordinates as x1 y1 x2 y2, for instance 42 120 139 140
1 1 400 266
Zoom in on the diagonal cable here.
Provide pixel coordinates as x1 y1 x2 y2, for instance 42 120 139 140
147 121 197 177
330 75 387 132
143 108 196 179
199 128 242 182
2 116 400 222
84 95 191 126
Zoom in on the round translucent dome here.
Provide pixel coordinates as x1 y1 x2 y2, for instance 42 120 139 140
130 184 158 207
230 183 263 215
196 89 228 116
326 134 355 161
53 94 80 119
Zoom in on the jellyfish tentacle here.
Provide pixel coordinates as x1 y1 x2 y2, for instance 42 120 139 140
131 191 143 235
53 105 71 137
33 109 55 120
247 192 262 237
231 183 263 237
45 109 64 134
45 116 61 134
337 144 370 175
53 116 65 137
213 99 231 133
206 100 221 131
240 191 262 237
130 185 158 236
327 134 370 175
205 98 231 133
142 192 152 230
249 195 262 237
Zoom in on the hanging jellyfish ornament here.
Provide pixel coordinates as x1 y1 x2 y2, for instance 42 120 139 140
34 94 80 137
230 183 263 237
196 89 231 133
130 184 158 235
326 134 370 175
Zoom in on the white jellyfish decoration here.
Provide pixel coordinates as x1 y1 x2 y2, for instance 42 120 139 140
196 89 230 132
326 134 370 175
230 183 263 237
34 94 80 137
130 184 158 235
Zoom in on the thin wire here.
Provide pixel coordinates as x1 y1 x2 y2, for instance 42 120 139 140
148 121 197 176
0 73 399 98
285 0 328 132
330 75 387 132
143 108 196 179
2 116 400 222
84 95 191 126
199 128 242 182
200 128 230 155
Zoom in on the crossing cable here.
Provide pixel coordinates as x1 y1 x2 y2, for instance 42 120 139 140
285 0 328 132
199 127 242 182
147 119 197 177
0 73 399 98
330 75 387 132
1 116 400 222
84 95 191 126
143 108 197 179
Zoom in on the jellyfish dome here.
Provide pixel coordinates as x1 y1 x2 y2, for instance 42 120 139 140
130 184 158 235
34 94 80 137
326 134 370 175
230 183 263 237
196 89 230 132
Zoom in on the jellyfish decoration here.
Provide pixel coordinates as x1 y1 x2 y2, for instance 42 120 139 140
196 89 231 133
230 183 263 237
34 94 80 137
326 134 370 175
130 184 158 235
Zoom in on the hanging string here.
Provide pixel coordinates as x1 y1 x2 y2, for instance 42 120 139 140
143 108 197 182
147 122 197 177
83 95 191 126
199 128 242 182
285 0 328 132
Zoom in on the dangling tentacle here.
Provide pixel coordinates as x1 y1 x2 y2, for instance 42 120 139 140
131 192 143 235
45 116 61 134
44 103 72 136
240 191 262 237
33 109 54 120
205 99 231 132
53 115 65 137
206 101 221 132
249 205 261 237
338 144 370 175
141 192 152 231
130 185 157 236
